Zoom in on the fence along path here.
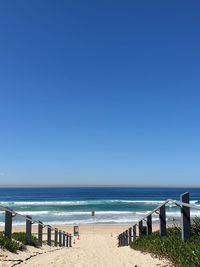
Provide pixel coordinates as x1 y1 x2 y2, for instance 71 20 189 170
118 192 200 246
0 205 72 248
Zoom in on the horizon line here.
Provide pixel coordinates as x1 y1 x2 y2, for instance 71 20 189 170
0 185 200 188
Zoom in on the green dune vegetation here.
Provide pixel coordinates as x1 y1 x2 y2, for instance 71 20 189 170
130 217 200 267
0 232 39 252
12 232 39 248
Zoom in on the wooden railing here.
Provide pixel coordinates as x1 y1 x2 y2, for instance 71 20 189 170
0 205 72 247
118 192 200 246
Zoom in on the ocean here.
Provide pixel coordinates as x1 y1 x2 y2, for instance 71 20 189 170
0 187 200 226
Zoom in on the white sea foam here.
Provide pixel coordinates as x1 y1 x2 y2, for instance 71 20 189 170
16 211 49 215
0 210 150 216
0 201 82 205
55 211 140 216
1 209 200 226
121 200 198 204
0 198 199 226
0 215 161 226
0 222 26 227
0 199 198 206
166 210 200 217
0 208 199 219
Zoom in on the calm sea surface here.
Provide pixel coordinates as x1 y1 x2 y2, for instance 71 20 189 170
0 187 200 226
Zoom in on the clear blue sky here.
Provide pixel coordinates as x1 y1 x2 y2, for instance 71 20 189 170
0 1 200 187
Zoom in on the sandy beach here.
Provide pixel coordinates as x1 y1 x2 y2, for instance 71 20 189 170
0 225 172 267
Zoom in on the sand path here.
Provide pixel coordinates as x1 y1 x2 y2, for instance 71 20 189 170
14 231 171 267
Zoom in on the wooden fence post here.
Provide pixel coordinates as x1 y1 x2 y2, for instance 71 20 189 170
139 221 143 238
63 232 66 246
69 234 72 247
159 205 166 236
180 192 191 241
123 232 126 246
66 233 69 247
125 230 128 245
54 228 58 246
118 234 121 246
26 216 32 245
59 230 62 246
47 226 51 246
129 227 132 243
124 231 126 246
38 221 43 246
133 225 136 240
5 208 12 240
147 215 152 235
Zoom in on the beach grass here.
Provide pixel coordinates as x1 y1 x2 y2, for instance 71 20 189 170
0 231 39 252
130 217 200 267
12 232 39 247
0 232 25 252
42 240 55 246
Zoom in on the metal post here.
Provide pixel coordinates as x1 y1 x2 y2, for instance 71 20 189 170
139 221 143 238
147 215 152 235
63 231 66 247
66 233 69 247
180 192 191 241
47 226 51 246
133 225 136 240
38 221 43 246
59 230 62 246
159 205 166 236
26 216 32 245
129 227 132 243
54 228 58 246
5 208 12 240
